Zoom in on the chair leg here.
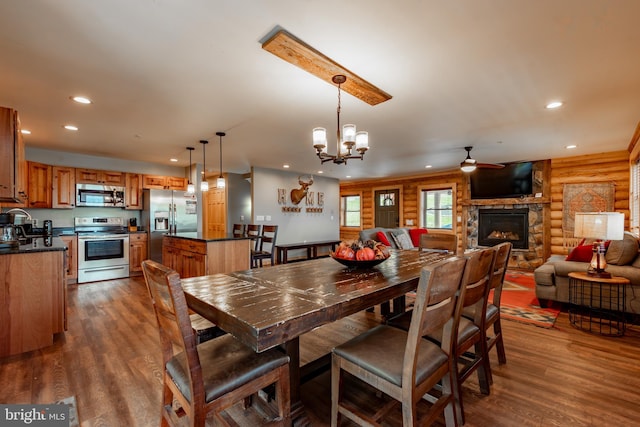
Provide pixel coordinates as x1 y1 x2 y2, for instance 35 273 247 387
476 341 491 396
331 355 342 427
494 320 507 364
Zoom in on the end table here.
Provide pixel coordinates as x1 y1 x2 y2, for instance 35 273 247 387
568 272 628 336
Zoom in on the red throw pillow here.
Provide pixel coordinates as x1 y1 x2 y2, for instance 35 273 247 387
409 228 428 247
376 231 391 246
565 244 594 262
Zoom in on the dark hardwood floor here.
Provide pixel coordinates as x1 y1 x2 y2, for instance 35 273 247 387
1 276 639 426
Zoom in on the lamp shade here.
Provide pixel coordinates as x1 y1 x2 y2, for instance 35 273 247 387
574 212 624 240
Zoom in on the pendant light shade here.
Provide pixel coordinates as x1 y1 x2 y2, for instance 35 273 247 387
200 140 209 192
186 147 195 194
216 132 226 189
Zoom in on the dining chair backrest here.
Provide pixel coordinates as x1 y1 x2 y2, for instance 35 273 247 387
489 242 512 306
232 223 246 238
246 224 262 251
419 232 458 253
257 225 278 253
406 256 469 363
142 260 201 400
461 248 496 320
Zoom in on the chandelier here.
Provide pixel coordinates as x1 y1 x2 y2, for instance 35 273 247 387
312 75 369 164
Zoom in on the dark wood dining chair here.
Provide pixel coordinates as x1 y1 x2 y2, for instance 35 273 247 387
252 225 278 268
232 223 246 238
386 247 496 424
463 242 512 383
419 232 458 254
331 256 469 427
141 260 291 426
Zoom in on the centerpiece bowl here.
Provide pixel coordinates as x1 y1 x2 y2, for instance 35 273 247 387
330 253 388 269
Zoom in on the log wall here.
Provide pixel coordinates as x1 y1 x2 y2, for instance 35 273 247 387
340 150 631 268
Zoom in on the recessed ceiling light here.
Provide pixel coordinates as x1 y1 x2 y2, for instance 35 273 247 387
170 158 178 162
566 144 577 149
64 125 78 131
425 165 432 169
317 170 323 174
546 101 563 109
283 164 290 168
346 175 351 179
71 96 92 104
20 129 31 135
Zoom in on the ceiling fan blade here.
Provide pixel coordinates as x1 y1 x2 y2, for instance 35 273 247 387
477 162 505 169
261 27 392 106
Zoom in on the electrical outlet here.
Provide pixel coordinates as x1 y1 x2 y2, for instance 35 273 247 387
266 215 271 221
256 215 264 221
240 215 244 221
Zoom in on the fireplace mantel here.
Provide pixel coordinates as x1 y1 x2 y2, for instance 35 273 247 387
462 196 550 206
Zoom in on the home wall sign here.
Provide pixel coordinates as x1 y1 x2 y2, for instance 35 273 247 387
278 175 324 213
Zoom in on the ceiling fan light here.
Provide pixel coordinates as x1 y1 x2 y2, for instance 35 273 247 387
460 160 477 173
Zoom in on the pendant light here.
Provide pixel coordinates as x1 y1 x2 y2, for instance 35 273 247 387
186 146 195 194
200 140 209 192
216 131 226 189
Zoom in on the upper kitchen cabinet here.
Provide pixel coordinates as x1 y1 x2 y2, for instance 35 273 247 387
0 106 27 204
125 173 143 210
76 168 125 185
142 174 187 191
27 161 52 208
52 166 76 209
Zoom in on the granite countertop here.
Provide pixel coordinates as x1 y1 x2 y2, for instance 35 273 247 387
0 236 67 255
167 232 251 242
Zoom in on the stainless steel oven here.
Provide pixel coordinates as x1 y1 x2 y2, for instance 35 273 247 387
75 217 130 283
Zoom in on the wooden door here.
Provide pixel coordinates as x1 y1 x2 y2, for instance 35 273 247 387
374 189 400 228
102 171 125 185
203 187 227 234
129 233 147 275
52 166 76 209
166 176 187 190
27 161 52 208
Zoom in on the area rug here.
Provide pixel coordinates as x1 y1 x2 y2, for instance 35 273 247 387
499 270 561 328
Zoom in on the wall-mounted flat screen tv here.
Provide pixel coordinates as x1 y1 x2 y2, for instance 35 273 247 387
470 161 533 199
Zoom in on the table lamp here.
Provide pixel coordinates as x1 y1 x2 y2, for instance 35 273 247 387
573 212 624 278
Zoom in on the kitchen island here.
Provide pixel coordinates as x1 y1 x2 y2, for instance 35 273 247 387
0 237 66 357
162 233 251 278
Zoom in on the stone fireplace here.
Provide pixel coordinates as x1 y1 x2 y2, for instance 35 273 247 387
467 203 545 269
477 208 529 249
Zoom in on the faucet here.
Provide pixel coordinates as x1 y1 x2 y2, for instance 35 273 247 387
5 208 33 223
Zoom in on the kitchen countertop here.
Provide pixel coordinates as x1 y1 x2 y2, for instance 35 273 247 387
0 236 67 255
166 232 251 242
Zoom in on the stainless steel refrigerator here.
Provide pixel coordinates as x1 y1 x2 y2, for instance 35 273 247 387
141 189 197 262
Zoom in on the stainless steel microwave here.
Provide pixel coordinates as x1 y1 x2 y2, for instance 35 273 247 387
76 184 125 207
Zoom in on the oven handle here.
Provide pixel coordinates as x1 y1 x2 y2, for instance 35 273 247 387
81 266 128 273
78 235 129 240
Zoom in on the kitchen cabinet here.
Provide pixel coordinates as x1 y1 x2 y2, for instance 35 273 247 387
52 165 76 209
27 161 52 208
142 174 187 190
0 249 66 357
162 235 249 279
59 234 78 283
0 106 27 204
162 236 207 278
125 173 143 210
76 168 125 185
129 232 148 276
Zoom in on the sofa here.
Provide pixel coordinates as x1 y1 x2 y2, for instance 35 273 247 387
359 227 427 250
534 231 640 314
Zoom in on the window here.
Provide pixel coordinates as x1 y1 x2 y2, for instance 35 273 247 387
421 187 454 230
341 195 361 227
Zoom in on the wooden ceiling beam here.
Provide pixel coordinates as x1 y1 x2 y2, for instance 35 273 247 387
261 28 392 106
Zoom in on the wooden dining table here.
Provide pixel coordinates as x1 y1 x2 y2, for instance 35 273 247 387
181 249 451 425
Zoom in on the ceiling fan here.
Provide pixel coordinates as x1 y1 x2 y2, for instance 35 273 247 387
460 146 505 172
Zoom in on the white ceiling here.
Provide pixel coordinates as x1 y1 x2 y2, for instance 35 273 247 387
1 0 639 181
